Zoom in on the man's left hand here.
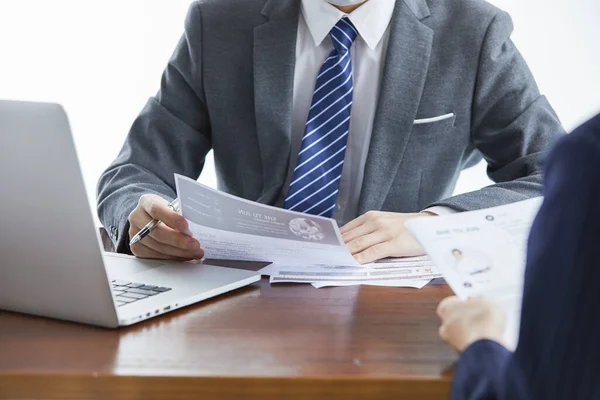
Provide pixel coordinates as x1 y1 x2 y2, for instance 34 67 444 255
340 211 435 264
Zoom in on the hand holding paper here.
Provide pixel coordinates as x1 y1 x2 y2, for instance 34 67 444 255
128 194 203 260
405 197 543 349
175 174 360 267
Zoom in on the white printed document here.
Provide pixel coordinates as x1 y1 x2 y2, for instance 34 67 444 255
270 256 441 287
405 198 544 349
175 175 359 267
311 279 433 289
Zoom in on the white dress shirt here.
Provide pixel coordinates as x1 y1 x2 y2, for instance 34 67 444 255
278 0 454 225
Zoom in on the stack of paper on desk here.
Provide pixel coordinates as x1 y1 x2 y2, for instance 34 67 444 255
268 256 441 288
174 174 439 289
405 197 544 350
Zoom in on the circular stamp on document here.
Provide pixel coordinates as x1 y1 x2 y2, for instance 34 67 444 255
289 218 325 241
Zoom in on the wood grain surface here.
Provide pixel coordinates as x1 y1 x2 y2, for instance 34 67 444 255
0 259 456 400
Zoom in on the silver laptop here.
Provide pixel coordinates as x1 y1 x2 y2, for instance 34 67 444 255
0 100 261 327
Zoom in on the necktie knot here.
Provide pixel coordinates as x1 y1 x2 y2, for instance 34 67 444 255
330 17 358 53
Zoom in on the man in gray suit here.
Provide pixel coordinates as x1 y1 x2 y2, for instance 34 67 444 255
98 0 564 264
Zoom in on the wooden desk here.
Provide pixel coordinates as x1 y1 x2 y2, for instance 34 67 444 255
0 259 456 400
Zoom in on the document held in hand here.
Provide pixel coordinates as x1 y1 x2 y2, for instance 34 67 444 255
175 174 360 267
405 197 544 349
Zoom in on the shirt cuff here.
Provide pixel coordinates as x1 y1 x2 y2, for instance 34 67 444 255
422 206 459 216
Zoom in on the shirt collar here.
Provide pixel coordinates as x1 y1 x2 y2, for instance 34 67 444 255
301 0 396 50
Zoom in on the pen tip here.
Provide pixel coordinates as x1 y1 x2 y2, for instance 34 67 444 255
129 237 139 246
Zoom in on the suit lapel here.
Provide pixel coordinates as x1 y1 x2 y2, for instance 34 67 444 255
254 0 300 204
358 0 433 213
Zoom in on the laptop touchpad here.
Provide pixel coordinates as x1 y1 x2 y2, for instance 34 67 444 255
103 253 170 278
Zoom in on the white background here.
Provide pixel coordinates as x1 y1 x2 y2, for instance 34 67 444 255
1 0 599 218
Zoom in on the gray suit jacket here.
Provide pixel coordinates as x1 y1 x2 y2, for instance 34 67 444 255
98 0 565 253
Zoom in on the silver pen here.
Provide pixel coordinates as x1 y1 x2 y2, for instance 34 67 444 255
129 198 181 246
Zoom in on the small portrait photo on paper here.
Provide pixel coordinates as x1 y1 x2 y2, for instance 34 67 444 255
449 248 493 276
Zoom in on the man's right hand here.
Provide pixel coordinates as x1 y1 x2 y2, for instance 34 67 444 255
128 194 205 261
437 296 507 353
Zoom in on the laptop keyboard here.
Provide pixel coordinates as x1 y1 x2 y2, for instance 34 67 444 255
111 279 172 307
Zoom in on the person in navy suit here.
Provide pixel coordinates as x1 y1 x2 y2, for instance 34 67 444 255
436 112 600 400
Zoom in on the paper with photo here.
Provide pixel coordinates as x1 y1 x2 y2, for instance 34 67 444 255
175 175 360 267
405 197 544 350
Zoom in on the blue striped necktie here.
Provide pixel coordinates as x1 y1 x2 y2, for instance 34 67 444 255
284 18 358 218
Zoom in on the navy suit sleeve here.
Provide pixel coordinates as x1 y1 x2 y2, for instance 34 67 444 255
452 340 512 399
451 114 600 400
